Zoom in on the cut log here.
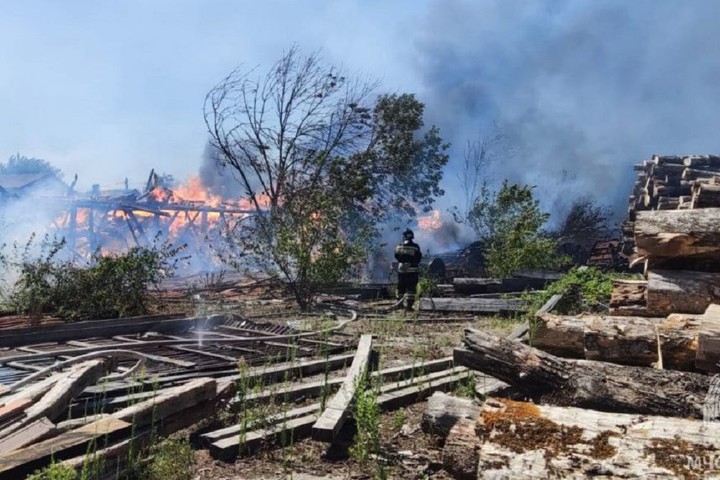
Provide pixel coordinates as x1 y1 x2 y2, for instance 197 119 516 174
455 329 709 418
421 391 479 438
533 313 699 370
312 334 373 442
683 155 720 168
696 304 720 373
646 269 720 315
531 313 586 358
442 418 479 480
475 397 720 479
635 208 720 259
692 182 720 208
419 297 526 314
609 280 649 317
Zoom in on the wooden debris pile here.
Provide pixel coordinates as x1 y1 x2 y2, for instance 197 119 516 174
0 312 354 478
0 307 477 478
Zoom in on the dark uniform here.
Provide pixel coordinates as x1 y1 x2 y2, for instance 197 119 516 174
394 229 422 310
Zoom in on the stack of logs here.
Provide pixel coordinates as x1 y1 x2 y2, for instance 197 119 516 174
623 154 720 248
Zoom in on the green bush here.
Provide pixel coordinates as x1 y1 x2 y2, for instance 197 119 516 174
7 234 182 320
468 181 569 277
525 266 628 316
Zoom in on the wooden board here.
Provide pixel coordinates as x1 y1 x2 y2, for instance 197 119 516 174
419 297 526 314
312 334 373 442
0 417 130 479
0 417 55 453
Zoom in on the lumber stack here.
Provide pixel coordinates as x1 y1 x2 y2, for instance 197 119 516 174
626 154 720 224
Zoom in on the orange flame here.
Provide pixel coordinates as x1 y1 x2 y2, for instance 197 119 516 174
417 209 443 231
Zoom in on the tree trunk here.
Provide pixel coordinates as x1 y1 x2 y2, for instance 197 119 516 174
646 269 720 315
455 329 709 418
474 397 720 479
635 208 720 259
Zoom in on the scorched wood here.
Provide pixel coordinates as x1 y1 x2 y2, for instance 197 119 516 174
455 328 709 418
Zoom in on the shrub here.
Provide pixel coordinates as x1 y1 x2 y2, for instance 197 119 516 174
468 181 569 277
145 437 194 480
7 234 183 320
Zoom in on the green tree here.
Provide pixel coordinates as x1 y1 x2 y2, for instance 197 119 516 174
0 154 62 178
468 181 566 277
204 46 449 308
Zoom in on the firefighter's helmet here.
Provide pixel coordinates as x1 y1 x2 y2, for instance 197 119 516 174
402 228 414 240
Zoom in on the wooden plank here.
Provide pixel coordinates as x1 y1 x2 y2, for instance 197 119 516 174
0 313 195 348
0 417 55 453
170 345 238 363
0 399 31 423
215 352 356 398
112 377 216 428
203 403 321 447
419 297 526 314
0 417 130 478
312 334 373 442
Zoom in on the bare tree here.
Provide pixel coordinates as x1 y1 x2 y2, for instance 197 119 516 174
204 47 449 308
452 127 503 223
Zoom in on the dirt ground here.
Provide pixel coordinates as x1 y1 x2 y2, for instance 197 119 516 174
156 285 521 480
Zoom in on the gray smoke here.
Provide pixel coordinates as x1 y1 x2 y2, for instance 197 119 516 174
415 0 720 221
198 142 242 200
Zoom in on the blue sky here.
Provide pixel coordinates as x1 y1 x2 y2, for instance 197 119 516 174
3 0 720 217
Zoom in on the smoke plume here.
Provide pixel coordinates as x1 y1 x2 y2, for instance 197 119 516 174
415 0 720 221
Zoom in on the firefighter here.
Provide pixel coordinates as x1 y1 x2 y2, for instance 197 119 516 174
394 228 422 310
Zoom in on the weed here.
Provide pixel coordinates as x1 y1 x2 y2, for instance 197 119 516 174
454 371 477 399
26 461 77 480
6 233 184 320
144 437 194 480
392 409 406 431
349 374 381 466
